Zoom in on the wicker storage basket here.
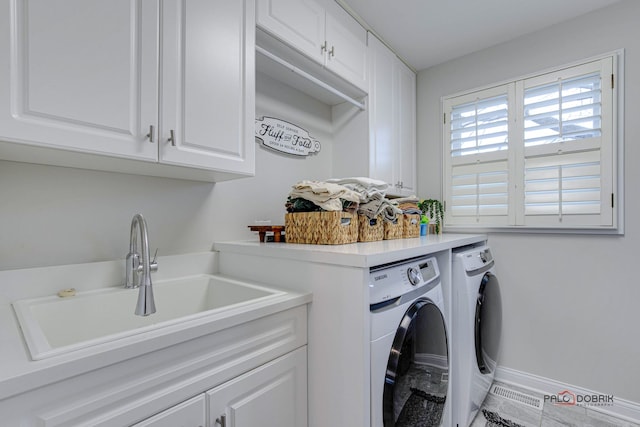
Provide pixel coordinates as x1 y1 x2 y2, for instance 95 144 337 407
383 218 403 240
402 214 421 238
358 215 384 242
285 211 357 244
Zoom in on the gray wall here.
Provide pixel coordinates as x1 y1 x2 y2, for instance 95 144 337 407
417 0 639 403
0 72 334 270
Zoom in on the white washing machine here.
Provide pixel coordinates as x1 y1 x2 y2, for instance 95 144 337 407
370 256 451 427
452 245 503 427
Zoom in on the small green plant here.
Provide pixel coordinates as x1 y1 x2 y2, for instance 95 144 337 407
418 199 444 234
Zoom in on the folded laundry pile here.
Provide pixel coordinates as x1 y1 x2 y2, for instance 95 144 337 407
286 180 360 213
393 196 422 215
326 177 402 222
326 177 388 201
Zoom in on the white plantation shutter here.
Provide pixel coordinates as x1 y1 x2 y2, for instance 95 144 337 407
450 94 509 156
450 160 509 218
521 58 614 227
525 151 601 216
444 85 513 226
443 55 618 230
523 73 602 147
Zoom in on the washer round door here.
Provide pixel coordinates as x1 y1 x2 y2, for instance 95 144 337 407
475 272 502 374
383 299 448 426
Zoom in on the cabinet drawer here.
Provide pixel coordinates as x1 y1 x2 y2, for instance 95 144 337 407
131 395 206 427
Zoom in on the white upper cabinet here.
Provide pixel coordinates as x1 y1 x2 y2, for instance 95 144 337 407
323 1 367 90
256 0 325 65
159 0 255 174
395 59 417 196
0 0 255 181
0 0 159 161
368 34 416 197
257 0 367 91
368 33 395 189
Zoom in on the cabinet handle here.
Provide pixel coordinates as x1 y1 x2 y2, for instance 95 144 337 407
329 46 335 57
146 125 154 143
215 415 226 427
320 41 327 53
168 129 176 146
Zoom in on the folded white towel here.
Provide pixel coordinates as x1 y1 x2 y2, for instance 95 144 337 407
326 177 389 189
290 180 361 211
392 196 419 204
326 177 389 202
359 198 403 222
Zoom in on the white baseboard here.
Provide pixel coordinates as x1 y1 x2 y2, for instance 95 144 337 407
495 366 640 423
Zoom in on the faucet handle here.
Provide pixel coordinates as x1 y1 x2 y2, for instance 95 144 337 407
131 249 159 277
150 248 159 272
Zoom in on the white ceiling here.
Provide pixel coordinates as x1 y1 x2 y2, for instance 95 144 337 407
340 0 622 71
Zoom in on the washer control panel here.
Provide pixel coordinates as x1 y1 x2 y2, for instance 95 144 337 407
457 246 493 272
369 256 440 305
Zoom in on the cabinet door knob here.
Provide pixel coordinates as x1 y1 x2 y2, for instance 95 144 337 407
168 129 176 147
215 415 226 427
146 125 154 143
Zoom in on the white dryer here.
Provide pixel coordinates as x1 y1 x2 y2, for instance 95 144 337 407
370 256 451 427
452 245 502 427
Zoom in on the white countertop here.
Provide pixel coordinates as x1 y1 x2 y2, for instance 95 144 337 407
214 233 487 268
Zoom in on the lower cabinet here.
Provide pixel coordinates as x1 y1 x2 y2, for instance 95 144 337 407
208 346 307 427
132 395 206 427
0 305 308 427
133 347 308 427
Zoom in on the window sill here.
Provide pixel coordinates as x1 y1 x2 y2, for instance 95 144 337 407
444 225 623 236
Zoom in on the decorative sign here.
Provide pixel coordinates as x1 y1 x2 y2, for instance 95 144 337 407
255 116 321 157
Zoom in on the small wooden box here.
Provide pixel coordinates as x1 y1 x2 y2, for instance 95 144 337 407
383 218 403 240
358 215 384 242
402 214 421 238
285 211 357 244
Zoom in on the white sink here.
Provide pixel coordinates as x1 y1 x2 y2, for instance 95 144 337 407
12 274 285 360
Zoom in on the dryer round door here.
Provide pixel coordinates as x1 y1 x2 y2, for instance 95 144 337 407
475 272 502 374
383 299 448 427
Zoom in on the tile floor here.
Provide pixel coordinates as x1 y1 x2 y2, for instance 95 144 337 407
470 381 640 427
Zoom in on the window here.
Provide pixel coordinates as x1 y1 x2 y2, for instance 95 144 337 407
443 54 619 231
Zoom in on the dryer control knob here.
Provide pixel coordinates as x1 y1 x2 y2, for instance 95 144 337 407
407 267 421 286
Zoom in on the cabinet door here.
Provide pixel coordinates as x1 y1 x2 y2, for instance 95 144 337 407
368 34 396 189
368 34 417 197
324 2 367 91
160 0 255 174
0 0 158 161
395 60 417 196
208 347 307 427
256 0 325 65
131 395 206 427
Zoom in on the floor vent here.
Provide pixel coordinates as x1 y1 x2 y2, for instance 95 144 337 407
489 384 544 410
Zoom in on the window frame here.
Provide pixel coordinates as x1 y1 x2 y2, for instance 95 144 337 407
441 51 624 234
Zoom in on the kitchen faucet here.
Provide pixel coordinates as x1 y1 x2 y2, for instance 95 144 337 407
124 214 158 316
